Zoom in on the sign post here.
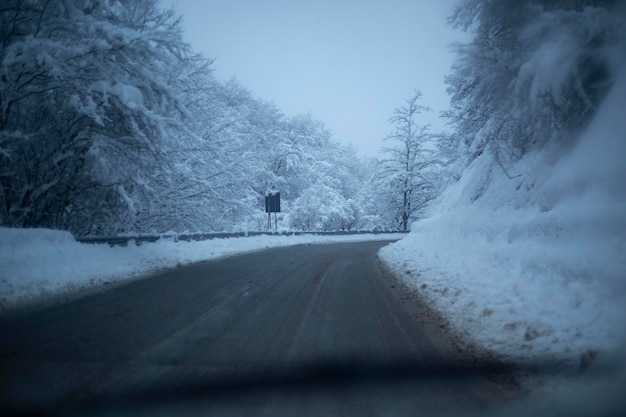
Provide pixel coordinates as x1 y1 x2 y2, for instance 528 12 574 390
264 191 280 230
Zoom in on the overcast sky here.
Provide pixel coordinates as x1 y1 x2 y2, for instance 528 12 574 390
166 0 465 157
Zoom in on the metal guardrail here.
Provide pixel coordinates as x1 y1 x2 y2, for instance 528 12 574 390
75 230 408 247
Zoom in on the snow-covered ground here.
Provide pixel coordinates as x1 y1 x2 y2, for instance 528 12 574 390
380 65 626 366
0 230 405 310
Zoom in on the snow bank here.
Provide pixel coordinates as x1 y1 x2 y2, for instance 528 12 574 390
0 229 404 310
380 65 626 364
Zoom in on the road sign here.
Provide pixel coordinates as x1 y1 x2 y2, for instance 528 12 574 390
265 192 281 213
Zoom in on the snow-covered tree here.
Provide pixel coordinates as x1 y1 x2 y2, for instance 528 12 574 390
0 1 380 235
443 0 624 174
0 0 200 234
375 91 438 231
289 182 358 231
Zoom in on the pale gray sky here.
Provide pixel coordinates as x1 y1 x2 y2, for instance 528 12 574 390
166 0 465 156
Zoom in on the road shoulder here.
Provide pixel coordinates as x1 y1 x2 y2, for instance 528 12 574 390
375 255 530 405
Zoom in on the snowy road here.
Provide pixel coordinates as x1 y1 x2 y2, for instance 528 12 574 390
1 241 515 416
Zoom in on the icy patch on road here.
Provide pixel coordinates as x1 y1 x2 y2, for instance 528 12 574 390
0 229 404 310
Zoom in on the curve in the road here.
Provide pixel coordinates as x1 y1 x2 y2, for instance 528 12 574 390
1 240 511 416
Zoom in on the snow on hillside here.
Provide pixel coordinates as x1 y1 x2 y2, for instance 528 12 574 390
0 230 404 310
379 65 626 365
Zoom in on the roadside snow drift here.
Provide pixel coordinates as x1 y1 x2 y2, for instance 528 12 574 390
0 231 404 310
380 66 626 364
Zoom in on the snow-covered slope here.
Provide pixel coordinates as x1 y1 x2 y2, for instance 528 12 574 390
0 230 404 310
380 65 626 364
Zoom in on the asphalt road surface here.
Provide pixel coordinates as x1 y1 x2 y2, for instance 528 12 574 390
1 240 518 416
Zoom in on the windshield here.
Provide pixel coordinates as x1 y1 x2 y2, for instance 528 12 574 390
1 1 625 416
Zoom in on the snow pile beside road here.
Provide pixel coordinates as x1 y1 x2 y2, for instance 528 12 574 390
380 67 626 364
0 230 404 309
